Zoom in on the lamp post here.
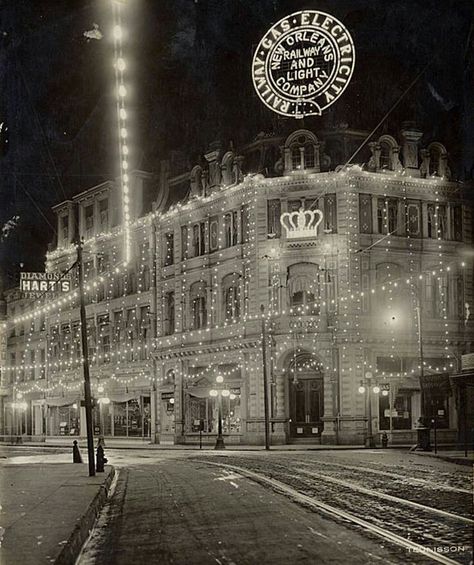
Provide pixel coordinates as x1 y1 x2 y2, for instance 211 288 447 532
358 371 379 448
210 375 229 450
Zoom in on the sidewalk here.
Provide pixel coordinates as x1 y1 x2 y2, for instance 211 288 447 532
8 437 474 466
0 462 115 565
410 449 474 467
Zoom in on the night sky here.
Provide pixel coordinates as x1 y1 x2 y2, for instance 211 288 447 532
1 0 473 288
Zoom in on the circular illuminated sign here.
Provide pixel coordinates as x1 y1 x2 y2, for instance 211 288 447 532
252 10 355 117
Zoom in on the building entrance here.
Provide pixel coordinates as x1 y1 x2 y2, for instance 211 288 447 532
288 355 324 438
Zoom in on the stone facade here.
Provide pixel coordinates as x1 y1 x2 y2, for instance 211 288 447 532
1 126 473 446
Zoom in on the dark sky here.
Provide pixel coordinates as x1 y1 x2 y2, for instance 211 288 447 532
1 0 473 287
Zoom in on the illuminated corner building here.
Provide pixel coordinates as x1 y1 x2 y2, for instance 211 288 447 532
153 124 473 446
0 125 473 446
0 170 171 440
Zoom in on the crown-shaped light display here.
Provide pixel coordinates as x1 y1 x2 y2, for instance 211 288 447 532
280 207 323 239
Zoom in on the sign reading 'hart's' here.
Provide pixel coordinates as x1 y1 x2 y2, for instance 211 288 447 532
252 11 355 117
20 272 71 298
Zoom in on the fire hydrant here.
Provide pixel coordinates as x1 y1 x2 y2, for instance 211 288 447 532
73 440 83 463
381 432 388 448
96 444 108 472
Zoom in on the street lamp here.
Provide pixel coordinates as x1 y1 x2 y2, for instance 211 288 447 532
210 375 229 450
358 371 379 448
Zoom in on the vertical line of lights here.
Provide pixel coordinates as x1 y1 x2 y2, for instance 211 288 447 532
112 1 131 264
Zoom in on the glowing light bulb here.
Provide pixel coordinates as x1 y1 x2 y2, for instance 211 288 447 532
119 108 127 120
118 85 127 97
117 58 126 71
113 25 122 40
120 128 128 138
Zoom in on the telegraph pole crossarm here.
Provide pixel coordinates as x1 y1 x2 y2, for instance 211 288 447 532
77 238 96 477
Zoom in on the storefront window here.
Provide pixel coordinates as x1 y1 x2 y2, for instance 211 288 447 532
50 404 79 436
111 397 150 437
186 393 241 433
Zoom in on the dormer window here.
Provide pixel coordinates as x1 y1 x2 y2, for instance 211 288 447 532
284 130 320 174
379 142 391 169
427 142 448 178
429 148 441 176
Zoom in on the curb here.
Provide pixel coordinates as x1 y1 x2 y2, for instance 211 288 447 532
54 466 115 565
412 452 474 467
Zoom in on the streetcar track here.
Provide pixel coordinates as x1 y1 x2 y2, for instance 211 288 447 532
290 458 471 495
293 467 473 525
199 460 468 565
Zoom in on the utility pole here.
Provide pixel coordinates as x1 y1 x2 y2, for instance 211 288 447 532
260 305 270 450
77 239 95 476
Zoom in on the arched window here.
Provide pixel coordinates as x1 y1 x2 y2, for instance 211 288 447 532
190 282 207 329
428 143 448 177
304 144 315 168
429 148 441 176
291 146 301 170
284 130 320 173
222 273 241 321
379 142 391 169
288 263 320 316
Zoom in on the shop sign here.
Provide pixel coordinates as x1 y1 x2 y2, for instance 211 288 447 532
161 392 174 400
230 387 241 395
252 10 355 117
20 271 71 298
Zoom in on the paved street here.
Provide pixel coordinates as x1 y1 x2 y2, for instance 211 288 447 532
77 449 471 565
1 446 472 565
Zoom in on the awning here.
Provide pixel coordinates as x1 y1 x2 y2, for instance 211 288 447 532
45 396 78 407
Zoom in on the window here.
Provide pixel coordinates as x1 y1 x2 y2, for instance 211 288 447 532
164 232 174 266
39 349 45 379
113 311 124 347
209 216 219 252
267 199 281 238
291 146 301 169
241 205 250 243
99 198 109 229
429 148 441 176
222 274 241 321
304 144 315 168
377 198 398 234
30 350 35 380
128 269 137 295
190 282 207 329
192 222 206 257
164 292 175 335
406 201 421 237
181 226 188 260
61 215 69 243
437 205 447 239
451 205 462 241
323 194 337 233
428 203 447 239
97 315 110 363
141 265 151 291
288 263 320 316
139 306 151 339
379 142 391 169
427 204 436 238
85 205 94 238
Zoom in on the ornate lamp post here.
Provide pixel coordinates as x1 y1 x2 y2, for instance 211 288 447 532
358 371 380 448
210 375 229 450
